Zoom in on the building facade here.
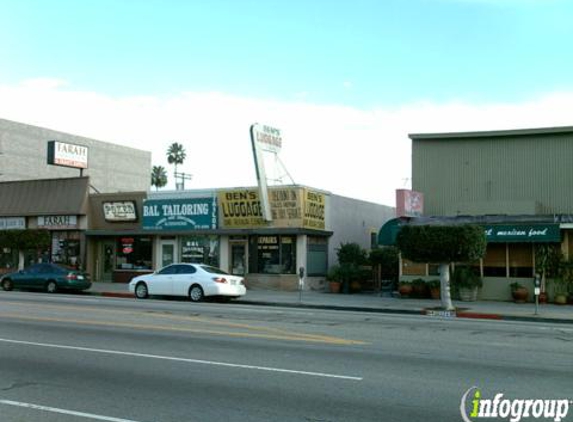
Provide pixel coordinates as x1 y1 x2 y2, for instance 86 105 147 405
86 185 395 291
406 126 573 301
0 118 151 192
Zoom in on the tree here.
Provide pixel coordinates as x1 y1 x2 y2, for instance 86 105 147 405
396 224 486 310
369 246 400 283
150 165 168 191
166 142 186 175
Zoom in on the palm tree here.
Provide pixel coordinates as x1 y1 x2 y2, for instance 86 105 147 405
166 142 186 175
150 165 168 191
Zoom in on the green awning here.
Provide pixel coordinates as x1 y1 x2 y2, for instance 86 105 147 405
378 218 404 246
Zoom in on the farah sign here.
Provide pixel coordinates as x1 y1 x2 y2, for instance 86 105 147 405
47 140 89 170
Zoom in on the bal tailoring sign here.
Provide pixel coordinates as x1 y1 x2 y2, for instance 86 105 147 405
142 198 217 231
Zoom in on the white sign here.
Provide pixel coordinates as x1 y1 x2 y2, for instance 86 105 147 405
37 215 78 229
103 201 137 222
0 217 25 230
48 141 89 169
253 124 282 153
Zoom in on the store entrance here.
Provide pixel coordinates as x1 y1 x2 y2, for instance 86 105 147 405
230 243 247 275
160 240 177 268
101 241 115 282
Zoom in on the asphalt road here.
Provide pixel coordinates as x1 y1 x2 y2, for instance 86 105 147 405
0 291 572 422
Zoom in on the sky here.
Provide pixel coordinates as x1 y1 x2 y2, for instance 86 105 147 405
1 0 573 206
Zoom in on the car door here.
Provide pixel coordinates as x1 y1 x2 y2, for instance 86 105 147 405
172 264 197 297
18 264 43 289
148 265 176 296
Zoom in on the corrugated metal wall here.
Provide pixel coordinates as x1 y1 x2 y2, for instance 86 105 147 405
412 133 573 216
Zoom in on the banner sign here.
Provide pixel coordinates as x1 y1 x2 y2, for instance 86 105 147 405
103 201 138 222
47 140 89 169
0 217 25 230
219 187 326 229
37 215 78 229
396 189 424 217
143 198 217 231
484 224 561 243
303 189 326 230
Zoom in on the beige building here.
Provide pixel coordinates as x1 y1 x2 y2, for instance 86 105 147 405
0 118 151 193
405 126 573 301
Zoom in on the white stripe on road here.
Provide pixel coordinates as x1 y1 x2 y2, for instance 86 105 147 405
0 400 144 422
0 338 363 381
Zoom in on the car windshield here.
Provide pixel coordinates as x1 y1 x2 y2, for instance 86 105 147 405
199 265 229 275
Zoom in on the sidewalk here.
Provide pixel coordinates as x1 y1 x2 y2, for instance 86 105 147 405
87 282 573 324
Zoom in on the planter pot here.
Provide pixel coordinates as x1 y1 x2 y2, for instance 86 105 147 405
412 284 429 298
398 284 413 298
329 282 341 294
430 287 441 300
539 292 548 304
459 286 478 302
554 294 568 305
512 287 529 303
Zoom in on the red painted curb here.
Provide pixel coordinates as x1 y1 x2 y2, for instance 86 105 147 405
457 312 503 320
100 292 134 299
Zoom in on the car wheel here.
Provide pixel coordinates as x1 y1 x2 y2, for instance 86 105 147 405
189 285 204 302
135 282 149 299
45 280 58 293
2 279 13 291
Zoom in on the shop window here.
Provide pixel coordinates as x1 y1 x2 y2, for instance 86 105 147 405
249 235 297 274
402 259 426 276
508 243 533 278
180 235 219 266
0 247 18 273
116 237 152 270
51 231 81 268
483 243 507 277
307 237 328 276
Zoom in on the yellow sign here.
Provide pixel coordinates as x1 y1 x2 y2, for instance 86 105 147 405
219 187 325 229
303 189 326 230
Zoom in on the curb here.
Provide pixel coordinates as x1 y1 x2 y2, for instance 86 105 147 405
85 290 573 325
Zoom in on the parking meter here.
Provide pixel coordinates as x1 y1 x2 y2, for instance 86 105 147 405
534 273 541 296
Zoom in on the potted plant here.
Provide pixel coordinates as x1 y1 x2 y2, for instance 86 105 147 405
427 279 441 300
410 278 428 298
510 282 529 303
398 280 413 298
451 266 482 302
326 265 342 294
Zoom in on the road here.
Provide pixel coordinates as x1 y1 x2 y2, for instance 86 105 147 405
0 291 571 422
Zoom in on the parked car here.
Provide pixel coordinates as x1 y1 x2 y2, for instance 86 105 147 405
0 263 91 293
129 263 246 302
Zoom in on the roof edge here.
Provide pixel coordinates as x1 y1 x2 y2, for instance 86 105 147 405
409 126 573 141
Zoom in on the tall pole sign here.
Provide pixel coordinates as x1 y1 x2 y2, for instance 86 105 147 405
250 124 282 222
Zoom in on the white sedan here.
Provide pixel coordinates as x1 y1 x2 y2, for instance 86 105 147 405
129 263 246 302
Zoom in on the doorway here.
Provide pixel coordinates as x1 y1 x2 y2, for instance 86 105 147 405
100 240 115 282
160 240 177 268
230 243 247 275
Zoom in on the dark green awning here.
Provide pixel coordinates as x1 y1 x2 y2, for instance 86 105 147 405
378 218 404 246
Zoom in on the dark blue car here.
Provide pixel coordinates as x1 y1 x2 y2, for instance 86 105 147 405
0 263 91 293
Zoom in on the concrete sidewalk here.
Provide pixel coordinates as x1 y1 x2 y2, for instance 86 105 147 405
87 282 573 324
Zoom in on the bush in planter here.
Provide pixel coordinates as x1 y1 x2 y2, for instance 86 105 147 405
510 282 530 303
451 266 482 302
326 265 342 293
336 242 369 293
427 279 441 299
398 280 413 298
411 278 429 298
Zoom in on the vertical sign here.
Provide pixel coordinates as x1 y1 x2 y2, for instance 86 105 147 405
250 124 282 222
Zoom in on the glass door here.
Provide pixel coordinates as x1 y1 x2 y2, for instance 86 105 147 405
230 243 247 275
160 240 177 268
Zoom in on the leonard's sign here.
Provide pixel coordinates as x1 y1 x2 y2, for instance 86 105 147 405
142 198 217 231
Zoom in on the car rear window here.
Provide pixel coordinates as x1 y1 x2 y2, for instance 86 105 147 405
200 265 229 275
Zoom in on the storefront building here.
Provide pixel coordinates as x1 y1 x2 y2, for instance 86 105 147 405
402 126 573 301
90 185 394 291
0 177 90 273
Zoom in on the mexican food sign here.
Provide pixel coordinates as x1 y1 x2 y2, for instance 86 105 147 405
219 187 325 230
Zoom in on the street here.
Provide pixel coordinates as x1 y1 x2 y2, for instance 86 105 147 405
0 291 572 422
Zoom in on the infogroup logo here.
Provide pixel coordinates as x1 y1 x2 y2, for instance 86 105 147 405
460 387 571 422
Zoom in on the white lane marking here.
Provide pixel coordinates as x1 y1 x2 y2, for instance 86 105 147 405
0 338 362 381
0 399 144 422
